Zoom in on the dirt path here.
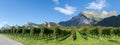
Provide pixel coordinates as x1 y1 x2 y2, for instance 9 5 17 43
0 35 23 45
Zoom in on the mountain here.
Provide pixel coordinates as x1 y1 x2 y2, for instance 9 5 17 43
96 15 120 27
59 10 118 26
41 22 59 27
0 24 11 30
24 22 40 28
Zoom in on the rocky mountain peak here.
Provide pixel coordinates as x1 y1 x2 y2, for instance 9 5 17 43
59 10 118 26
81 10 118 21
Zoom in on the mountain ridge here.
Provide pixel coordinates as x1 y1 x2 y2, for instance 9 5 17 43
59 10 118 26
96 15 120 27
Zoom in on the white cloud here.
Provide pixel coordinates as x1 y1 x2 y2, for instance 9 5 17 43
0 21 8 28
86 0 107 10
54 4 77 15
53 0 59 5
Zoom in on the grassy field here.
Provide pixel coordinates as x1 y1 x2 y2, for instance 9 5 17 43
2 32 120 45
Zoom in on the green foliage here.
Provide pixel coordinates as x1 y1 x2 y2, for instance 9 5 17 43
39 27 44 38
113 28 120 36
0 30 1 33
30 28 34 36
71 27 76 41
22 28 25 36
0 26 120 42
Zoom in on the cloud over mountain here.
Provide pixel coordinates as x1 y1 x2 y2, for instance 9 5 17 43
86 0 107 10
54 4 77 15
52 0 59 5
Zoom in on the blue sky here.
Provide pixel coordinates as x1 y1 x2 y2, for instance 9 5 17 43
0 0 120 27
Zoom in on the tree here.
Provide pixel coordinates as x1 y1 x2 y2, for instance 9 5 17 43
71 27 76 41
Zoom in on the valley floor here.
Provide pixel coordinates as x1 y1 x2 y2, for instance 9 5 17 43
1 32 120 45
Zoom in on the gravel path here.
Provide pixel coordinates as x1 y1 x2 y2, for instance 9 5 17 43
0 35 23 45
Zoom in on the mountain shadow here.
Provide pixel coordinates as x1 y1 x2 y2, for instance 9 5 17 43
96 15 120 27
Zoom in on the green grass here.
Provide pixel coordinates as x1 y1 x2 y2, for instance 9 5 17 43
1 33 120 45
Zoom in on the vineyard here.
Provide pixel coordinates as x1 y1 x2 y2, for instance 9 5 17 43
0 26 120 45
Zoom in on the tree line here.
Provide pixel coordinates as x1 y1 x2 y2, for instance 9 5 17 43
0 26 120 41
